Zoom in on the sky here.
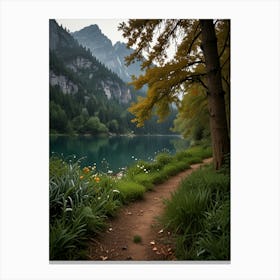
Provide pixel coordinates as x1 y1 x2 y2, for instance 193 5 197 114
56 19 127 45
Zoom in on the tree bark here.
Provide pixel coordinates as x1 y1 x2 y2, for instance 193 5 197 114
200 20 230 169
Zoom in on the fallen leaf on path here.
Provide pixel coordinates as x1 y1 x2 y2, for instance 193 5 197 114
108 227 113 232
100 256 108 261
152 247 158 251
150 241 156 245
127 212 132 215
158 229 164 234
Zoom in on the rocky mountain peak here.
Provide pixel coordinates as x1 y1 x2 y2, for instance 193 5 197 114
72 25 143 82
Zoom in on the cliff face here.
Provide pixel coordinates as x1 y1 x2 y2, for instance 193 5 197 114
72 25 143 82
49 20 131 104
49 20 176 135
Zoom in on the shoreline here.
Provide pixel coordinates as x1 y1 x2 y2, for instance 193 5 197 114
49 133 182 138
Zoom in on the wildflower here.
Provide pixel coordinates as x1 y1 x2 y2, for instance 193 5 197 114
83 167 90 174
94 177 100 183
80 175 84 180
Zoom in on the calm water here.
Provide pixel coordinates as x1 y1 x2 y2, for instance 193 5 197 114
50 135 189 173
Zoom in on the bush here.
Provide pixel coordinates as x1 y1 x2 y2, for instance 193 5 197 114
155 153 173 167
133 173 154 191
84 116 108 134
148 171 168 184
116 180 145 202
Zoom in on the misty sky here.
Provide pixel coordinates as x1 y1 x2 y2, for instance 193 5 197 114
56 19 127 45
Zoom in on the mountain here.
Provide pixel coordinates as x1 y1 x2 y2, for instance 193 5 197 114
49 19 138 134
50 20 132 104
72 25 143 82
49 20 176 135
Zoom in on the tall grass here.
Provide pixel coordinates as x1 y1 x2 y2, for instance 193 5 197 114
49 145 213 260
126 145 212 192
116 180 145 202
160 162 230 260
49 156 121 260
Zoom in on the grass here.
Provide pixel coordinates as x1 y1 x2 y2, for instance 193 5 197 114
133 235 142 244
159 161 230 260
49 144 213 260
116 180 146 202
49 156 121 260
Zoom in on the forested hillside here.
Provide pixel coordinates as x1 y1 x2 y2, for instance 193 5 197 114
49 20 176 135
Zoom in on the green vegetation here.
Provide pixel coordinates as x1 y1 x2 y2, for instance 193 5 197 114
49 157 121 260
49 21 177 136
120 19 230 169
159 160 230 260
49 145 212 260
115 180 145 202
133 235 142 244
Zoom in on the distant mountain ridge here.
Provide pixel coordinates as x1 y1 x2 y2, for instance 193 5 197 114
50 20 132 104
72 24 143 82
49 19 176 135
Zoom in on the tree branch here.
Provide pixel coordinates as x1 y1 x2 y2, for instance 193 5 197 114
220 56 230 70
197 78 208 90
186 23 202 58
219 26 230 58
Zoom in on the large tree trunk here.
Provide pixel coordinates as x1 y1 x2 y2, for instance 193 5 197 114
200 19 230 169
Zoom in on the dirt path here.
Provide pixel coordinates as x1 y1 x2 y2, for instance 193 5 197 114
88 158 213 261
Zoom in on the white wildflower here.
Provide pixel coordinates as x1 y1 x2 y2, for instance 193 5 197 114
112 189 120 194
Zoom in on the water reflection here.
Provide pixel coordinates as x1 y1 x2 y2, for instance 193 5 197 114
50 135 189 173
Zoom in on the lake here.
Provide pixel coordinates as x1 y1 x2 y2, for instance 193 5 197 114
50 135 189 173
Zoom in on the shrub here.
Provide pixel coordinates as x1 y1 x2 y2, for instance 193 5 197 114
155 153 173 167
133 173 154 191
148 171 168 184
186 146 212 159
116 180 145 202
